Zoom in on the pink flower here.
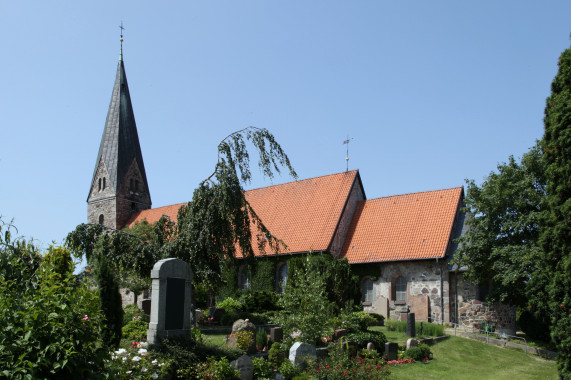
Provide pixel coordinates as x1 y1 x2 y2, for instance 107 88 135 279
82 315 89 321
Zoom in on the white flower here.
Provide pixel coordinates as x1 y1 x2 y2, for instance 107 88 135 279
139 341 148 348
126 370 132 374
152 374 159 379
132 356 142 362
115 348 127 356
138 348 148 355
151 359 158 364
141 367 148 372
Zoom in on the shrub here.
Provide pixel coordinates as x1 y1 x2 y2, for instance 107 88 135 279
332 310 375 333
122 318 149 341
233 330 256 353
217 297 244 314
106 345 169 379
305 343 390 380
345 330 387 349
404 343 432 361
385 319 444 337
278 359 302 379
268 341 289 367
122 304 149 325
369 313 385 325
0 236 107 378
252 357 274 378
195 357 240 379
241 290 280 312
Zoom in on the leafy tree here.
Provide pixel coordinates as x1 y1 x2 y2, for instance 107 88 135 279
67 127 296 301
533 44 571 379
453 144 545 306
274 255 335 345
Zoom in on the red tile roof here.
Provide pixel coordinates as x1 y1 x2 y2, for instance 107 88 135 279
244 170 359 255
340 187 463 264
126 203 186 228
125 171 360 256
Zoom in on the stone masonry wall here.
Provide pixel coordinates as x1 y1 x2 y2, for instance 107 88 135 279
363 260 450 323
454 272 516 335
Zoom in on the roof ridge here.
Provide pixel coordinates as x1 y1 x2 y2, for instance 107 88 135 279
365 186 463 202
245 169 359 193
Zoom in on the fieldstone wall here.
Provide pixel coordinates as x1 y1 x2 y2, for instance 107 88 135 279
330 179 365 257
363 260 449 323
453 272 516 336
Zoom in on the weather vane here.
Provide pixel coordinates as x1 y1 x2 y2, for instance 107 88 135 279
343 136 353 172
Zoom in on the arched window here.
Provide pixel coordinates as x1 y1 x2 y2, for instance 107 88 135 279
276 262 288 293
395 276 407 302
98 214 104 226
102 177 106 190
98 178 102 191
238 265 250 291
361 277 374 304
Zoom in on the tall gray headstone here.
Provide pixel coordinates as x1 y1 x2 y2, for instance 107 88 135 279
406 313 416 337
147 258 193 345
231 354 253 380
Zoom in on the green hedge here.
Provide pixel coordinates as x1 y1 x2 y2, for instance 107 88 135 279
385 320 444 337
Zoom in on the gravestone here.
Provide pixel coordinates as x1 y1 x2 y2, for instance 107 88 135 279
231 354 253 380
270 327 283 343
406 313 416 337
374 295 389 320
333 329 346 341
384 342 398 361
289 342 316 368
228 319 257 353
141 299 151 316
367 342 375 351
406 338 418 350
147 258 193 345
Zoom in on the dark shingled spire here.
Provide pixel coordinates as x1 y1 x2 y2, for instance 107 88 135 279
87 50 152 229
88 58 151 201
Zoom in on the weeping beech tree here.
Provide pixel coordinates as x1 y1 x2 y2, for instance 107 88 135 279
67 127 297 300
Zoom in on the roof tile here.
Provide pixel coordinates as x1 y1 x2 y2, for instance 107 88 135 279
340 187 462 263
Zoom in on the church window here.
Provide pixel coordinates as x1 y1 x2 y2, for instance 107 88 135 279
276 262 288 293
130 179 134 191
98 178 102 191
131 202 136 211
395 276 407 302
361 277 374 304
98 214 104 226
102 177 106 190
238 265 250 290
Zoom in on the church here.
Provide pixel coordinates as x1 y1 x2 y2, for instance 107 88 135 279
87 49 516 334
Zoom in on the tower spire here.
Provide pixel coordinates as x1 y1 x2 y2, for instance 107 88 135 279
87 41 152 229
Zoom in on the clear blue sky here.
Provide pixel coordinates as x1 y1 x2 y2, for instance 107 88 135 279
1 1 570 251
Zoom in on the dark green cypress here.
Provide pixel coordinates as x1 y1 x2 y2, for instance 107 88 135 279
538 45 571 379
94 236 124 349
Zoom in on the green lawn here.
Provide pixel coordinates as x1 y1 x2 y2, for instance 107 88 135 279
379 332 557 379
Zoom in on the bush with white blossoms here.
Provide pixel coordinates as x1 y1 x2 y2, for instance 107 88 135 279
106 342 169 379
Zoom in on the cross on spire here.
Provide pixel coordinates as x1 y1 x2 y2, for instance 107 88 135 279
343 136 353 172
119 21 125 60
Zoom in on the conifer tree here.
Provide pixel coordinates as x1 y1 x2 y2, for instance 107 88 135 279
94 236 124 349
536 44 571 379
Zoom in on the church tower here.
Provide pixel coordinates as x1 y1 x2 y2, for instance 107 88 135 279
87 42 151 229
